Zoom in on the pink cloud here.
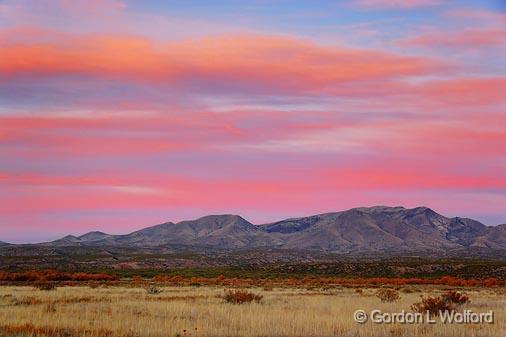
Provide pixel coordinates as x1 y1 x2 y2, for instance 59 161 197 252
397 28 506 49
418 77 506 106
2 155 504 221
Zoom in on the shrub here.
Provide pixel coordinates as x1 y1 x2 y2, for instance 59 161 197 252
411 290 470 317
441 290 469 305
33 281 56 291
411 295 453 317
483 278 498 287
145 285 162 295
375 288 400 302
132 276 144 285
70 272 118 282
223 290 263 304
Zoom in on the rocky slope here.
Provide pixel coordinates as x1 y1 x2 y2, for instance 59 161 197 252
5 206 506 256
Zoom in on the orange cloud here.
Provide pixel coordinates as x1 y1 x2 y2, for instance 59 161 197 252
0 29 441 93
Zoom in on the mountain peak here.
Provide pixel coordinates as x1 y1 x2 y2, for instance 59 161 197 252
83 230 107 235
79 231 111 241
177 214 256 231
48 235 82 246
62 235 80 241
193 214 247 221
411 206 436 213
353 205 406 212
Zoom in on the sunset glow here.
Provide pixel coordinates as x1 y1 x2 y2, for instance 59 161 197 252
1 0 505 242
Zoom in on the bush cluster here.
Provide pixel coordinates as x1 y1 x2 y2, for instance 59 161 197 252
0 270 118 282
150 274 504 288
375 288 400 302
222 290 263 304
411 290 470 317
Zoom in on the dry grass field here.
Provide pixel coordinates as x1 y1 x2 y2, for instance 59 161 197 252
0 284 504 337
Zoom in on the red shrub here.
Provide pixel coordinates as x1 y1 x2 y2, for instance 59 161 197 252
222 290 263 304
411 295 453 317
441 290 470 305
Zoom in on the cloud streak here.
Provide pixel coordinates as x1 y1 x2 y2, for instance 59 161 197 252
0 30 443 97
397 28 506 49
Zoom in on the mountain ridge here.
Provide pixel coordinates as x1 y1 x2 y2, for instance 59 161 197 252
4 206 505 257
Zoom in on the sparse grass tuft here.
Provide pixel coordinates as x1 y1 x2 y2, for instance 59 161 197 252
44 301 56 313
33 281 56 291
145 285 162 295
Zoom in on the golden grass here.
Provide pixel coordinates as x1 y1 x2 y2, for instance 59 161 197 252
0 285 504 337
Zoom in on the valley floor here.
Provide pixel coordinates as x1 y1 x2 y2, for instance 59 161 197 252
0 284 504 337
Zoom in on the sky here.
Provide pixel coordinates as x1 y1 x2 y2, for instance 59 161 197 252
0 0 505 243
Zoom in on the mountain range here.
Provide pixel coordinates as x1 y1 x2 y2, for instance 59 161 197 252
6 206 505 256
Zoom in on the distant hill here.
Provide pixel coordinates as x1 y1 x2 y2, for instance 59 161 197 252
8 206 504 256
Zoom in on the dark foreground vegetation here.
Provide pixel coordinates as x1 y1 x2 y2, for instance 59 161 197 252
2 254 506 279
0 269 504 288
